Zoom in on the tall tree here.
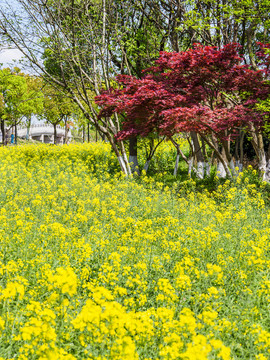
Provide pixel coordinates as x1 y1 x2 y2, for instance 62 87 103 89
0 0 175 174
0 0 130 173
40 84 76 145
22 74 44 141
0 67 43 145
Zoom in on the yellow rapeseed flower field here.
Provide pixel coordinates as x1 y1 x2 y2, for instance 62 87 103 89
0 143 269 359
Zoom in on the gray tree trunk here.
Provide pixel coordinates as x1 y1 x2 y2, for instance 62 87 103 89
191 132 205 179
129 137 140 175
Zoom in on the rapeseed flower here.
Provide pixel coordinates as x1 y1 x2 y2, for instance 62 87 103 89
0 143 269 359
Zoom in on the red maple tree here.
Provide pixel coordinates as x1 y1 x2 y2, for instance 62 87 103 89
96 43 270 177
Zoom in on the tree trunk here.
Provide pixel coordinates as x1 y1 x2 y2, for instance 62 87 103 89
174 150 180 177
190 132 206 179
15 122 18 145
235 131 244 172
26 117 31 140
104 131 129 175
188 157 193 177
119 140 132 176
170 137 203 178
64 117 69 144
143 160 151 173
53 123 57 145
1 120 5 146
246 22 258 70
80 112 132 176
217 160 227 178
239 131 244 171
82 125 85 143
265 143 270 181
201 138 210 176
201 134 232 178
87 122 90 143
222 137 236 175
170 138 181 177
142 137 164 174
248 123 269 180
129 137 140 175
187 135 195 177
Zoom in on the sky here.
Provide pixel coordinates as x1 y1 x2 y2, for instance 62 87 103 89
0 48 24 68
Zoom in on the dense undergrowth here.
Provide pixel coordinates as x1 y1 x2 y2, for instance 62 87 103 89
0 143 270 359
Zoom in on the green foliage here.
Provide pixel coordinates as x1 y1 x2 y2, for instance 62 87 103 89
40 83 79 130
182 0 270 46
0 68 43 125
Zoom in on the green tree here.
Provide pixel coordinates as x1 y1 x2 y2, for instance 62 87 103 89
0 67 43 145
40 84 76 145
22 74 44 141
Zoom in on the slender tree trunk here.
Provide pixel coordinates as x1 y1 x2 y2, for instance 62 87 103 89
248 123 269 180
53 123 57 145
188 157 193 177
187 135 195 177
170 137 202 178
129 137 140 175
174 148 180 177
64 117 68 144
222 137 236 175
235 132 239 163
201 134 232 178
218 151 232 178
143 159 151 173
15 122 18 145
102 131 129 175
209 132 232 178
256 138 268 180
142 137 164 174
246 22 258 70
87 122 90 143
169 137 181 177
191 132 205 179
1 120 5 146
235 130 244 172
266 143 270 181
201 138 210 176
239 131 244 171
82 125 85 143
187 133 206 178
26 117 31 140
80 111 131 176
143 139 154 174
217 146 230 178
118 140 131 175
